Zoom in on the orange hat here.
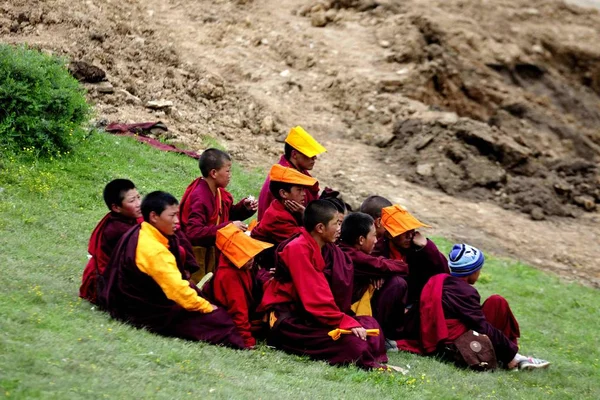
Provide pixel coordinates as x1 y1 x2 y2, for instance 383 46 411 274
216 224 273 268
284 126 327 158
269 164 318 187
381 205 431 237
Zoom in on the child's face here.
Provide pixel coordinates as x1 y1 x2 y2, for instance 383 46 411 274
358 224 378 254
151 204 179 236
321 214 341 244
292 151 317 171
284 186 306 204
391 229 415 249
212 161 232 188
113 188 142 219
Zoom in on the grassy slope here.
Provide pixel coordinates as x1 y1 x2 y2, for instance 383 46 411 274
0 133 598 399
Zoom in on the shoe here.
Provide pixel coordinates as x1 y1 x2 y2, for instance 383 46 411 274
385 338 398 352
519 357 551 370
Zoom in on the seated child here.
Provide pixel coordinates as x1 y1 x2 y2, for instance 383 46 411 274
259 200 387 369
338 212 410 344
80 179 141 304
212 224 273 349
179 148 257 282
257 126 325 220
251 164 317 270
398 243 550 371
98 191 245 348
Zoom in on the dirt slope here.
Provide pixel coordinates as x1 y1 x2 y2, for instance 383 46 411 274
1 0 599 287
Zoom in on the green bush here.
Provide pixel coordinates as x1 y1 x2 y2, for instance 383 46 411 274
0 44 91 157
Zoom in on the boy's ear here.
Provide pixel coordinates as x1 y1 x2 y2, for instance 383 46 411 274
358 236 365 246
110 203 121 213
314 222 325 234
209 168 218 179
374 217 382 227
149 211 159 224
279 188 288 200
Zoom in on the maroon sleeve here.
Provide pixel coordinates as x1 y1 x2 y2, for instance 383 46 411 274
283 243 360 329
352 251 409 278
406 239 449 302
185 193 229 247
442 279 518 364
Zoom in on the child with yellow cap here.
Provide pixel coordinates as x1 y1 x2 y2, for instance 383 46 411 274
256 126 326 221
212 224 273 349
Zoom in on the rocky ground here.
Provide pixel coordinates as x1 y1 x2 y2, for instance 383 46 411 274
1 0 598 287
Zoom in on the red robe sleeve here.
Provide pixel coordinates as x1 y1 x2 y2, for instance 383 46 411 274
282 240 360 330
252 201 302 244
213 261 255 348
185 191 229 247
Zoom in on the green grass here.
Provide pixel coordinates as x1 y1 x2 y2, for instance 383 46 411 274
0 133 598 399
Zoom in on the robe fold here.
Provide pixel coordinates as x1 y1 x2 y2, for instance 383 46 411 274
338 243 410 339
257 155 319 221
398 274 519 364
250 199 302 270
80 212 139 304
98 222 244 348
213 255 262 348
259 229 387 369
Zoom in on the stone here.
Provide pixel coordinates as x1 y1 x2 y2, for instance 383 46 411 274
530 207 545 221
96 82 114 94
573 195 597 211
311 11 328 27
260 115 275 133
118 89 142 105
146 100 174 109
416 163 434 177
69 61 106 83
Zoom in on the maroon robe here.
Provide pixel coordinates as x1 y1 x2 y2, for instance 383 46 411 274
398 274 519 364
257 155 319 221
80 212 139 304
339 243 410 339
259 229 387 369
97 224 244 348
251 200 302 270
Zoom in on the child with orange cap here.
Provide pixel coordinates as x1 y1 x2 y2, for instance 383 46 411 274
378 204 449 307
256 126 325 221
251 164 318 270
179 148 258 283
212 224 273 349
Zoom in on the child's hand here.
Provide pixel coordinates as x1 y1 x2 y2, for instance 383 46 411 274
412 231 427 248
284 200 305 214
244 197 258 211
371 278 385 290
351 326 367 341
232 221 248 231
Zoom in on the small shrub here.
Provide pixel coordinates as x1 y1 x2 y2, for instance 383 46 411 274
0 44 91 157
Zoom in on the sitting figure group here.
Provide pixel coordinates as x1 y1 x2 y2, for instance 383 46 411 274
80 126 550 371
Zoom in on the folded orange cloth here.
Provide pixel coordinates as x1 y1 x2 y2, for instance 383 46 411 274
327 328 380 341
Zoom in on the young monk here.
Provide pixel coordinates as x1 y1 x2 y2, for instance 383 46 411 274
257 126 325 221
98 191 244 348
398 243 550 370
338 212 410 346
258 200 387 369
250 164 317 270
179 148 257 281
212 224 273 349
80 179 141 304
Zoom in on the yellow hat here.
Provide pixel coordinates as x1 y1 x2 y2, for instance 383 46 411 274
381 205 431 237
284 126 327 158
269 164 318 187
216 224 273 268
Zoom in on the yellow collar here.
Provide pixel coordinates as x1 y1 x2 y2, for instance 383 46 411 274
141 221 169 247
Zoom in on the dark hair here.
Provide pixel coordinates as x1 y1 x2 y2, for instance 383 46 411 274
269 180 295 200
141 191 179 222
340 212 374 245
284 142 296 159
199 148 231 177
322 197 346 214
359 195 392 219
303 200 337 232
103 179 136 210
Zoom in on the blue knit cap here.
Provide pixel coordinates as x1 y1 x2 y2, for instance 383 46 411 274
448 244 485 277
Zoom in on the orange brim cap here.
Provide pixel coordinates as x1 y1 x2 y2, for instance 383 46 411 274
216 224 273 268
381 205 431 237
284 126 327 158
269 164 318 186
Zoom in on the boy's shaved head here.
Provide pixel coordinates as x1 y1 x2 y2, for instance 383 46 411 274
322 197 346 214
199 148 231 177
141 191 179 222
340 212 374 245
359 195 392 219
304 200 338 232
103 179 136 210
